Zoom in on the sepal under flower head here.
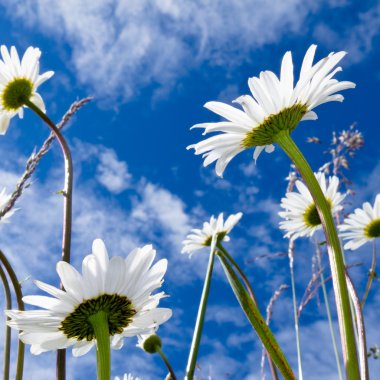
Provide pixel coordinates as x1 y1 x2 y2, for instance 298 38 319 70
0 45 54 134
279 172 345 240
339 194 380 250
182 212 242 256
5 239 172 356
188 44 355 177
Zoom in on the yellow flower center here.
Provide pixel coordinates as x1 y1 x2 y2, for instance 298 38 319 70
1 77 33 111
60 294 136 341
364 218 380 239
303 199 332 228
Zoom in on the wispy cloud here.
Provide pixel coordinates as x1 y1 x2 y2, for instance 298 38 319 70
1 0 327 104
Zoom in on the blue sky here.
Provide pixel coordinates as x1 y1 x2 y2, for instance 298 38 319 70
0 0 380 379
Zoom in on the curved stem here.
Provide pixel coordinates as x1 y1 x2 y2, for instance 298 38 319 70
314 240 344 380
288 240 303 380
157 347 177 380
89 311 111 380
0 250 25 380
346 273 369 380
274 131 359 379
24 99 73 380
0 263 12 380
185 244 215 380
217 243 278 380
217 243 257 304
361 240 376 309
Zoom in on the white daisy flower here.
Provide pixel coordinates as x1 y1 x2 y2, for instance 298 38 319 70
0 45 54 134
339 194 380 250
6 239 172 356
182 212 242 256
115 374 141 380
279 172 345 240
0 187 16 223
188 44 355 177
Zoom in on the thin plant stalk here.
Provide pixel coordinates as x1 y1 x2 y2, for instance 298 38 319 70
274 130 359 379
361 240 376 309
89 312 111 380
288 239 303 380
185 238 216 380
157 347 177 380
217 250 296 380
314 241 344 380
0 250 25 380
217 243 278 380
346 273 369 380
0 264 12 380
24 99 73 380
217 243 257 304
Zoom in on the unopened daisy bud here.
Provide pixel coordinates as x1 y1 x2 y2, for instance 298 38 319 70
140 334 162 354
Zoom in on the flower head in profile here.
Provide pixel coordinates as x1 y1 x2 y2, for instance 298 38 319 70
115 374 141 380
188 45 355 177
0 188 16 224
279 172 345 240
339 194 380 250
0 45 54 134
6 239 172 356
182 212 242 256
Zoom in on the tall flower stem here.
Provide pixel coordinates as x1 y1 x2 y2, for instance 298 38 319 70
217 243 257 304
288 239 303 380
274 130 359 379
217 243 278 380
156 347 177 380
24 99 73 380
346 273 369 380
185 244 215 380
361 240 376 309
0 263 12 380
0 250 25 380
89 312 111 380
314 240 344 380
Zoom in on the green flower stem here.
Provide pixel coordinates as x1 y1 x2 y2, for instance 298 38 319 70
345 273 369 380
24 99 73 380
156 347 177 380
274 130 359 379
89 311 111 380
185 245 215 380
0 250 25 380
217 243 278 380
315 240 344 380
217 243 257 304
220 245 280 380
361 240 376 309
288 240 303 380
217 250 296 379
0 263 12 380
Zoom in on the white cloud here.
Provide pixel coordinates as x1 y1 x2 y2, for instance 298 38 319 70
0 0 324 104
314 3 380 63
96 148 132 193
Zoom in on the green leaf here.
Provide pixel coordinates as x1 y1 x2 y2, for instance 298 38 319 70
217 252 296 380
